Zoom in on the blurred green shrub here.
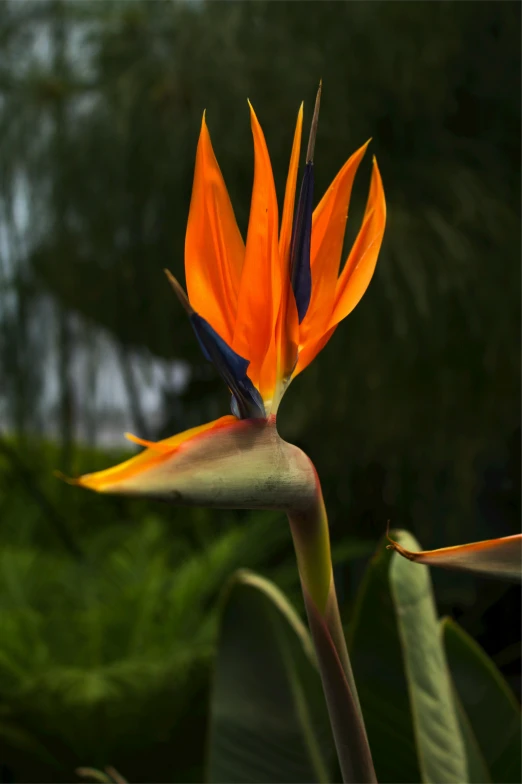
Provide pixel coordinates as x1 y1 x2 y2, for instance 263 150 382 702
0 502 287 781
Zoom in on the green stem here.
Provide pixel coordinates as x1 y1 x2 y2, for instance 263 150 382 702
288 485 376 783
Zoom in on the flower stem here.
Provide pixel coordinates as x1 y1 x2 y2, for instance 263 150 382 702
288 484 376 783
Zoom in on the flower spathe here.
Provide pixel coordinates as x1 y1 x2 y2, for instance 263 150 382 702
73 90 386 505
75 416 318 513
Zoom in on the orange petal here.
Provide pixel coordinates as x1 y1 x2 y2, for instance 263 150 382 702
387 534 522 581
291 157 386 379
329 156 386 327
267 289 299 410
279 103 303 273
291 325 335 379
267 105 303 409
185 114 245 345
233 103 280 389
299 141 370 347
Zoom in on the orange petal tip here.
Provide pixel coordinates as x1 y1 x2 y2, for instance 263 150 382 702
247 99 260 123
124 433 173 453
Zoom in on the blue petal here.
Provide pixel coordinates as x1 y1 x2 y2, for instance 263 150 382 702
289 161 314 323
190 314 265 420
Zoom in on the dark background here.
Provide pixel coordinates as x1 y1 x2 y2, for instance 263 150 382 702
0 1 520 781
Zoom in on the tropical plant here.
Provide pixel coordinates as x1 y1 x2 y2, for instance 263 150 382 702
69 85 521 781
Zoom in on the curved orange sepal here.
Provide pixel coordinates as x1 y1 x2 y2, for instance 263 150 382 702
300 141 370 348
330 157 386 327
185 114 245 344
233 103 280 389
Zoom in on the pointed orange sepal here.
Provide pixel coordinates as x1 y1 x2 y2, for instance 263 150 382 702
291 142 379 380
330 156 386 327
279 103 303 272
185 113 245 345
264 104 304 409
300 140 371 347
233 103 281 392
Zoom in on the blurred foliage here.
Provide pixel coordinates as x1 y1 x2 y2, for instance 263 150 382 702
0 0 520 781
0 497 289 781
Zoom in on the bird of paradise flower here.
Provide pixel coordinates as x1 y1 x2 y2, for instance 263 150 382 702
66 85 521 782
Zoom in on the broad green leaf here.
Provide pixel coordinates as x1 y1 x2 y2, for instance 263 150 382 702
207 570 333 783
454 693 491 783
390 531 468 783
349 536 421 783
442 617 522 783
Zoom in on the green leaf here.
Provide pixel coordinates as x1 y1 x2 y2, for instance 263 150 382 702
442 617 522 783
207 570 333 783
351 532 491 783
454 693 491 783
349 535 421 783
389 531 468 783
